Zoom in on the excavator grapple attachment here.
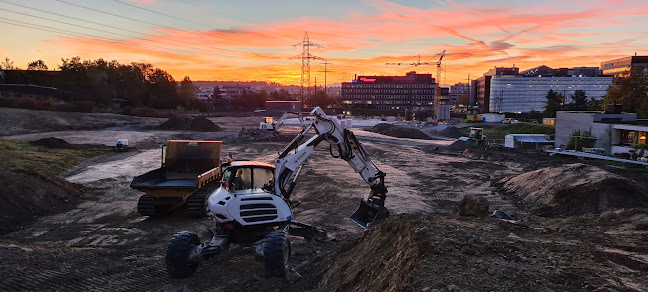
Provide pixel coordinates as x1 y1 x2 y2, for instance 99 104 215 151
350 198 389 229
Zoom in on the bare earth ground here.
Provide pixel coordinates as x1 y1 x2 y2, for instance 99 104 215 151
0 108 647 291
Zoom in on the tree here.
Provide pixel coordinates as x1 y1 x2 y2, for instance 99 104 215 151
605 66 648 118
458 94 469 106
147 68 179 109
1 57 17 70
587 97 605 111
27 60 48 70
543 89 563 118
269 88 291 101
178 76 198 109
566 90 588 111
566 129 595 151
307 88 334 108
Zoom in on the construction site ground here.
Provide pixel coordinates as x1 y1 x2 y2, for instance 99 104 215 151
1 108 647 291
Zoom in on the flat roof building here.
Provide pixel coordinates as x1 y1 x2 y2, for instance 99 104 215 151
555 109 648 157
340 71 436 119
489 76 611 113
601 56 648 76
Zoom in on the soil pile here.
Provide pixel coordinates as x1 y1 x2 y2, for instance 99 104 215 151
230 128 276 142
442 140 468 152
461 147 510 161
157 115 221 132
0 171 83 234
29 137 77 149
318 215 424 292
369 123 431 140
500 163 648 217
436 126 468 138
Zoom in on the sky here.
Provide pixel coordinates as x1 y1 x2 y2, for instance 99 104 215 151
1 0 647 86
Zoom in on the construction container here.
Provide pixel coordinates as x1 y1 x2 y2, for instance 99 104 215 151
543 118 556 126
130 140 223 217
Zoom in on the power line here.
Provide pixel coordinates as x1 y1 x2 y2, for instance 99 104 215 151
111 0 212 29
0 17 198 55
0 0 279 59
53 0 244 44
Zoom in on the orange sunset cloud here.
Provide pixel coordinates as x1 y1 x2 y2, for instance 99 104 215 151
3 0 647 85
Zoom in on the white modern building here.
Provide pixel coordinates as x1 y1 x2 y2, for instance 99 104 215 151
555 110 648 156
196 87 214 101
489 76 612 113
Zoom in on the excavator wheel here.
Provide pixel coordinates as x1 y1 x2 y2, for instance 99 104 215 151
166 231 200 278
263 231 291 278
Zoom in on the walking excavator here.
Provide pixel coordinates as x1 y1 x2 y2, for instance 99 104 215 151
166 107 389 278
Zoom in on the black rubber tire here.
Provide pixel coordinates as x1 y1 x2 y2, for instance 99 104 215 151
263 231 291 277
166 231 200 278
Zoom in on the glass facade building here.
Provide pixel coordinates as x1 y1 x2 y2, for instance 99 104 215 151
601 56 648 76
489 77 612 113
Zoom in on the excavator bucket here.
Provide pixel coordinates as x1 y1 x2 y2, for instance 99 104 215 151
349 198 389 229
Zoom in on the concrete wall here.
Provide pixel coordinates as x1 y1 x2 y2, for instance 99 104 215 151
555 111 613 153
555 111 595 148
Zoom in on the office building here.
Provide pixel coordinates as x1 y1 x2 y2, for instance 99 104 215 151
471 65 611 113
450 82 470 105
471 67 519 112
601 56 648 76
489 76 612 113
340 71 436 118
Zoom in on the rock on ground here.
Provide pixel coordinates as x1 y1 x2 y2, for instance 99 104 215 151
457 194 490 217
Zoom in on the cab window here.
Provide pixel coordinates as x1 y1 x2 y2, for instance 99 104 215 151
223 167 274 191
252 168 274 189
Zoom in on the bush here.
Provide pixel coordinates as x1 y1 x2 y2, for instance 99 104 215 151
54 101 97 113
566 129 595 151
17 97 39 109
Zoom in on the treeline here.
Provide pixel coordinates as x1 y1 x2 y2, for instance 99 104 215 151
55 57 200 110
1 57 339 112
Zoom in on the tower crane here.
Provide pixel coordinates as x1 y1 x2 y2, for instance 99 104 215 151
435 50 446 120
385 50 446 120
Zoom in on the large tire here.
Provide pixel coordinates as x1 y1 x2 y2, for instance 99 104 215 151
166 231 200 278
263 231 291 277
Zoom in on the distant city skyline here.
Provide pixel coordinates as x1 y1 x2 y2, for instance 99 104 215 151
1 0 647 85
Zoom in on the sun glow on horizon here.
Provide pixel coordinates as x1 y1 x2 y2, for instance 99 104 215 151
2 0 647 86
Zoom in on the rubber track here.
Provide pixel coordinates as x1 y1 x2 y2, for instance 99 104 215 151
186 181 219 217
137 194 157 216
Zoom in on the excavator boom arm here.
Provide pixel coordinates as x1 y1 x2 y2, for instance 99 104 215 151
273 107 388 228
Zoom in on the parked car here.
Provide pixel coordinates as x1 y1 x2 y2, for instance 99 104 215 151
502 118 519 124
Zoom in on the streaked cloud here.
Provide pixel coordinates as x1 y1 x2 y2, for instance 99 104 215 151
3 0 647 85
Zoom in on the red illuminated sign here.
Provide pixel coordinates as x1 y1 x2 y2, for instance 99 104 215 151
360 77 376 82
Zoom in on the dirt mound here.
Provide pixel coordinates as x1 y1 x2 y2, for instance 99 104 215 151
370 123 431 140
157 115 221 132
229 128 276 142
319 214 424 292
442 140 468 152
0 171 83 234
29 137 77 149
460 147 511 161
500 163 648 217
436 126 468 138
